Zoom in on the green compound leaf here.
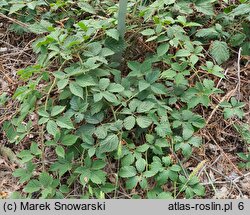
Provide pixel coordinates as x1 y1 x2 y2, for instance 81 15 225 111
55 146 65 158
106 29 120 41
46 120 58 137
137 101 155 113
136 116 152 128
24 180 41 193
61 135 78 146
119 166 137 178
51 106 65 117
136 158 147 173
99 134 119 153
56 117 74 129
209 40 230 65
123 116 136 130
90 170 106 184
69 82 83 99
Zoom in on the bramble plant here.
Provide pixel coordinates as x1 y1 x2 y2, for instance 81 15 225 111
1 0 250 199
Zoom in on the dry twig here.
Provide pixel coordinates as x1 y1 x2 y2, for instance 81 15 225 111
0 12 29 29
207 131 243 176
206 89 236 125
236 48 242 101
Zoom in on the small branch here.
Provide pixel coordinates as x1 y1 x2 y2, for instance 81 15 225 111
216 68 228 88
0 12 29 29
233 172 250 183
0 63 14 84
192 156 244 198
206 89 236 125
207 131 243 176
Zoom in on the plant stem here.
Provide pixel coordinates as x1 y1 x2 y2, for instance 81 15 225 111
113 0 128 63
117 0 128 41
41 61 66 171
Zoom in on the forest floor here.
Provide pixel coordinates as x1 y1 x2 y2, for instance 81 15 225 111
0 16 250 199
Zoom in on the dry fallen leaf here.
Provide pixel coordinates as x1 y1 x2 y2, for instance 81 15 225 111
240 176 250 195
213 186 228 199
